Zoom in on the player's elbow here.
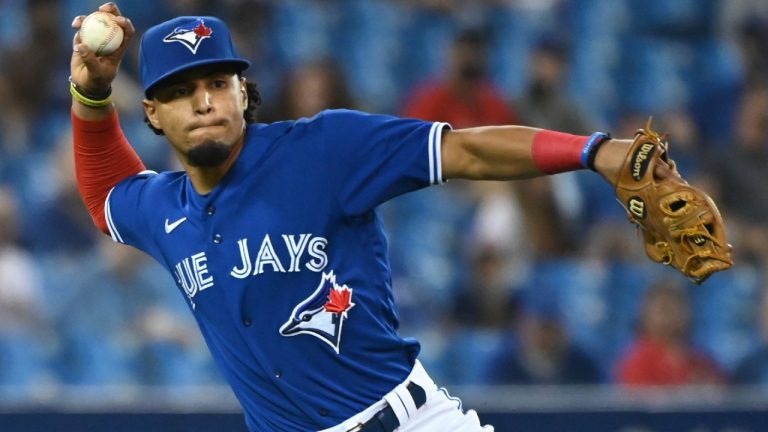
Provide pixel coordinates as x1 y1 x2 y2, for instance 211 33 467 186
84 200 111 235
441 129 485 180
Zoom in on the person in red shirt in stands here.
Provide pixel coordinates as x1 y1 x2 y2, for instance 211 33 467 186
401 28 517 128
616 281 726 386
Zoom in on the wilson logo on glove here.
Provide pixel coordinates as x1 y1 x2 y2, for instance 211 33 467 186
627 197 646 219
631 143 655 181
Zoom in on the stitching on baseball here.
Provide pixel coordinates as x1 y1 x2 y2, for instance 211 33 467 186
84 14 119 56
97 20 118 55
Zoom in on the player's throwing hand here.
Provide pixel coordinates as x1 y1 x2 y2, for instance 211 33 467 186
70 2 134 97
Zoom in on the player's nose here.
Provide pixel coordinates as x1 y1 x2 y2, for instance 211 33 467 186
192 88 213 114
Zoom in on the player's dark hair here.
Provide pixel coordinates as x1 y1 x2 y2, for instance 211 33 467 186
143 77 261 136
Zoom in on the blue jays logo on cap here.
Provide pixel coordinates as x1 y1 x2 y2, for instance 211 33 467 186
279 271 355 354
139 16 250 97
162 18 213 54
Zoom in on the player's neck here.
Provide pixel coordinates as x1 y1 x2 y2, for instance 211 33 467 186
184 135 246 195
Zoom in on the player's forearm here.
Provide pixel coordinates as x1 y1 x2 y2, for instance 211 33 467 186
72 109 145 233
441 126 629 184
441 126 554 180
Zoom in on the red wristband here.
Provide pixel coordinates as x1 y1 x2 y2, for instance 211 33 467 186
531 130 589 174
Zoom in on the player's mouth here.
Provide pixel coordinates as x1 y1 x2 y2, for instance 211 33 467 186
187 120 227 132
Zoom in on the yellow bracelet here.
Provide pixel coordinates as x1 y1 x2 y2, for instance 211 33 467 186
69 80 112 108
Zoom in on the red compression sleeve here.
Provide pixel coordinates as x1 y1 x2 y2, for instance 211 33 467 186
531 130 589 174
72 110 146 234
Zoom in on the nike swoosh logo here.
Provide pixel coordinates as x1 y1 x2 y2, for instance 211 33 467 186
164 217 188 234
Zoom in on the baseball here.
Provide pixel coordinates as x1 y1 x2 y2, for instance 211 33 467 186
79 11 123 56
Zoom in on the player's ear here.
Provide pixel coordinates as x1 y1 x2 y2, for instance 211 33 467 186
239 76 248 110
143 99 162 129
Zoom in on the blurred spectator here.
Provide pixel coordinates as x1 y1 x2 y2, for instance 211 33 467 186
516 36 595 135
710 85 768 267
390 26 524 324
652 110 705 178
222 0 280 107
261 59 356 122
398 26 525 296
514 177 582 259
0 185 52 387
0 0 68 154
136 305 220 386
0 187 45 330
400 27 518 128
55 238 179 385
735 17 768 86
712 85 768 224
732 287 768 385
509 35 599 259
450 244 520 329
462 181 529 281
485 286 603 385
720 2 768 87
615 280 727 386
23 130 100 256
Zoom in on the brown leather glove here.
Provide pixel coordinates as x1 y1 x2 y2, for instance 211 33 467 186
614 118 733 284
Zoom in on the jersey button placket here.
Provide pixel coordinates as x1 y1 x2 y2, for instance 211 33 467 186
213 233 223 244
243 319 252 327
206 205 216 216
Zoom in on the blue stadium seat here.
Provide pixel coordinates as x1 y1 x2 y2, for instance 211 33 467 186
333 0 403 112
523 260 612 370
136 341 210 386
0 331 51 388
438 328 506 385
691 267 763 371
272 0 334 67
56 329 136 386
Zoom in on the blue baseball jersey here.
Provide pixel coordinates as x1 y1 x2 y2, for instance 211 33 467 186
105 109 450 431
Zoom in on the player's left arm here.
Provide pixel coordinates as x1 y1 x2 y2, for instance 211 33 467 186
440 126 631 185
442 123 733 283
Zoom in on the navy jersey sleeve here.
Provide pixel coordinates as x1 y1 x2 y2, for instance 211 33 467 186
320 109 450 215
104 171 162 260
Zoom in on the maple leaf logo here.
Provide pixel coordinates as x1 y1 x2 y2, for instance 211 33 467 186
193 22 213 37
324 285 354 316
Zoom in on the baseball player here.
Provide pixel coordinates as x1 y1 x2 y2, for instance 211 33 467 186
69 3 731 432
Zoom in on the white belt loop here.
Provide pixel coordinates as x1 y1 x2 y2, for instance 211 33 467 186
397 384 418 417
383 384 411 424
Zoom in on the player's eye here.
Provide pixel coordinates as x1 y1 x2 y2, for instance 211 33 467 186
213 79 228 88
173 87 190 97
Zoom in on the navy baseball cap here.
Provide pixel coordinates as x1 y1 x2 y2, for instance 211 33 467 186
139 16 250 97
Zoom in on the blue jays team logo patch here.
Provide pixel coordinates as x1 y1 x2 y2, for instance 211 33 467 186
279 271 355 354
163 18 213 54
